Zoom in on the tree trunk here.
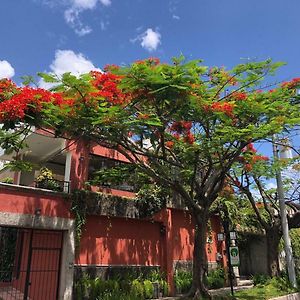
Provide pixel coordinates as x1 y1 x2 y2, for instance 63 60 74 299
186 210 211 299
266 226 281 277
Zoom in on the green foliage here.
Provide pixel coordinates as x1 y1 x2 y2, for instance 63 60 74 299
233 277 296 300
1 160 34 173
252 274 271 286
89 164 137 187
2 56 300 296
135 183 168 218
280 228 300 274
174 271 193 294
70 190 89 248
143 280 154 298
0 177 13 184
36 167 61 191
131 279 145 298
206 268 225 289
74 270 169 300
174 268 226 293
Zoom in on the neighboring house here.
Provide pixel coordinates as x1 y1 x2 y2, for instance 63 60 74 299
0 130 226 299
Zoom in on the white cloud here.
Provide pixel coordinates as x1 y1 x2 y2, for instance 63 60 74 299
65 0 111 36
64 8 92 36
50 49 99 75
99 0 111 6
35 0 111 36
73 0 98 9
135 28 161 52
172 14 180 20
0 60 15 79
265 182 277 190
39 49 100 88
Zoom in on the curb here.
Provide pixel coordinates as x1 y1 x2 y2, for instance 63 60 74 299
270 292 300 300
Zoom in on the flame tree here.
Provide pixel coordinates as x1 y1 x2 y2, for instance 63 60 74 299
0 56 299 298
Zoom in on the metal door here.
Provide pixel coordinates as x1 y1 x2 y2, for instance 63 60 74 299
0 227 63 300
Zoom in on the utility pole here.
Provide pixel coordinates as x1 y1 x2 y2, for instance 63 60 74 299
272 136 297 288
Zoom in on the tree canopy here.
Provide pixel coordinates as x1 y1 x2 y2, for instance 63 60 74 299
0 56 300 297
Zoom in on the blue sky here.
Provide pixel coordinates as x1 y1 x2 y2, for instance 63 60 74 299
1 0 300 85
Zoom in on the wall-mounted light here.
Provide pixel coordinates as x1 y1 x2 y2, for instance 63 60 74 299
230 231 237 240
217 233 224 242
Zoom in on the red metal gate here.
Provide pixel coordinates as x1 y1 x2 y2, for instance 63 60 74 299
0 227 63 300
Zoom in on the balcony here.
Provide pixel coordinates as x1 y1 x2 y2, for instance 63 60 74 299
0 131 71 193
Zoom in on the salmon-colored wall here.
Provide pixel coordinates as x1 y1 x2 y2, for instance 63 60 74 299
0 185 72 219
90 144 130 163
76 215 163 266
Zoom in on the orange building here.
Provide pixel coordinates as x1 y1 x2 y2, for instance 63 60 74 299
0 131 225 299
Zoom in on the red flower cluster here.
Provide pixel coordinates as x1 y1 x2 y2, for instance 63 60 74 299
281 77 300 89
170 121 192 133
183 131 195 144
0 87 63 122
165 140 174 148
103 64 120 72
0 78 16 95
91 71 129 105
135 57 160 66
169 121 194 145
209 102 235 117
231 92 247 101
238 143 269 172
243 143 256 153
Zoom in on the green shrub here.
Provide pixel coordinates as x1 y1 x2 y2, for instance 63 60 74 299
131 279 145 298
269 276 294 292
252 273 271 286
174 271 192 294
206 268 225 289
75 272 168 299
160 280 169 296
143 280 154 298
1 177 13 184
147 269 164 281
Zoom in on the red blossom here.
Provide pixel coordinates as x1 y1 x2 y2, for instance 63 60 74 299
183 131 195 144
170 121 192 133
210 102 235 117
0 87 63 122
103 64 120 72
243 143 257 153
134 58 160 66
90 71 129 105
0 78 17 95
281 78 300 89
244 163 253 172
165 140 174 148
231 92 247 101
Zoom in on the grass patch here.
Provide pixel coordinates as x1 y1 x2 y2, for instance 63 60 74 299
210 276 298 300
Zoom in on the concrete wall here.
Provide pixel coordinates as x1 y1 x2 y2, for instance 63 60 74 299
239 233 268 276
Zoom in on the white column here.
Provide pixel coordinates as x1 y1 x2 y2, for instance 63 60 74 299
64 152 72 192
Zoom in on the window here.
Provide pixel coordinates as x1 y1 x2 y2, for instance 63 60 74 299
88 155 135 192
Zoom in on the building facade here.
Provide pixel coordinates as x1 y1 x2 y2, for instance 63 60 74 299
0 131 226 299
